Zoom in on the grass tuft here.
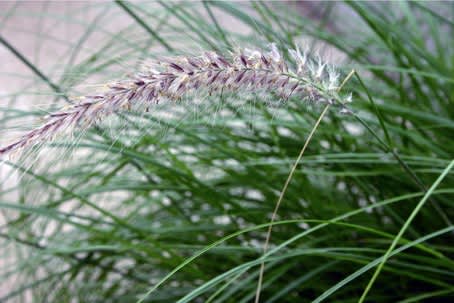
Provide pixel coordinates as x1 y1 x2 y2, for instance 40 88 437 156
0 1 453 302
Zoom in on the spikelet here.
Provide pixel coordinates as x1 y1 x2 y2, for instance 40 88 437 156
0 44 349 157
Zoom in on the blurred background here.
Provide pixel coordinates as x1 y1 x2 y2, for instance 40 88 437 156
0 1 453 302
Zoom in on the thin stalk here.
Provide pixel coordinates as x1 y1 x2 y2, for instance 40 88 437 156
254 70 355 303
158 0 219 51
358 159 454 302
352 71 452 227
0 34 69 102
202 1 232 50
114 0 173 52
354 72 392 146
253 104 330 303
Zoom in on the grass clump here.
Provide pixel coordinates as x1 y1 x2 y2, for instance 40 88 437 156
0 1 453 302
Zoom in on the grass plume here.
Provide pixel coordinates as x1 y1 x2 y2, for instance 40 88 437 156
0 44 347 158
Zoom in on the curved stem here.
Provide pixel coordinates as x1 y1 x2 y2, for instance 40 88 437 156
254 70 355 303
254 104 330 303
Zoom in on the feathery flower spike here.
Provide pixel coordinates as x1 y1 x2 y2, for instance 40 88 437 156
0 44 349 157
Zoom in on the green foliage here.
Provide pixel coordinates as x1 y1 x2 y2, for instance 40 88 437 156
0 1 453 302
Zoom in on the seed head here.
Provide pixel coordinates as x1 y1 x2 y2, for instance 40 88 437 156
0 44 350 157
